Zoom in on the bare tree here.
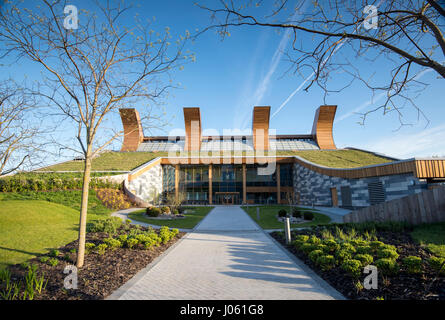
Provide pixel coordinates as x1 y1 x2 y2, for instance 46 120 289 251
198 0 445 126
0 81 42 176
0 0 191 267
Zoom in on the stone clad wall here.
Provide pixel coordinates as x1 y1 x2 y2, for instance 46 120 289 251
292 163 428 208
127 164 163 204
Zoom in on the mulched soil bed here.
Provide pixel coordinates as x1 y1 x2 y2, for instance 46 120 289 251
271 230 445 300
7 229 185 300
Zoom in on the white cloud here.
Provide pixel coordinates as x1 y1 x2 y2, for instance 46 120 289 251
359 123 445 158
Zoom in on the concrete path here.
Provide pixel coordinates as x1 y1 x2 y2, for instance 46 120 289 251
299 205 351 224
108 206 344 300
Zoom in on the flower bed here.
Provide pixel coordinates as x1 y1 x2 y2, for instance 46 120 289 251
271 223 445 300
0 218 184 300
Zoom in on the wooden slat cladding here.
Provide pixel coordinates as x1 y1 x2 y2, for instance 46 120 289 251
344 185 445 225
252 106 270 150
183 107 202 151
415 159 445 178
295 157 445 179
295 157 418 179
311 105 337 150
119 109 144 151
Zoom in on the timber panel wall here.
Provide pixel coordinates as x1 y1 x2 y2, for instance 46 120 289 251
119 109 144 151
311 105 337 150
252 106 270 150
183 107 202 151
343 185 445 225
294 157 418 179
415 159 445 178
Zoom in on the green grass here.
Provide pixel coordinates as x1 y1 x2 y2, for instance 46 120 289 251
0 191 113 267
289 149 392 168
411 222 445 258
36 151 168 172
36 149 391 173
0 200 81 267
0 190 112 217
128 206 214 229
242 205 331 229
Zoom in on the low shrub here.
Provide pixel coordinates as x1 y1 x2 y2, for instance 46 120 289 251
323 239 340 253
402 256 422 274
377 248 399 260
48 258 59 267
96 243 108 255
428 256 445 275
341 259 362 278
355 254 374 267
356 245 373 255
117 234 128 243
146 207 162 217
292 208 302 218
126 238 139 249
278 209 287 218
103 238 122 250
340 242 357 254
370 241 385 251
300 243 318 254
308 249 324 263
316 255 336 271
49 249 60 257
172 209 179 215
335 249 353 263
39 256 49 263
0 175 120 192
375 258 399 276
96 188 131 210
295 235 309 242
87 217 123 235
159 226 176 244
85 243 96 254
308 235 322 245
303 212 314 220
293 240 306 249
161 206 171 214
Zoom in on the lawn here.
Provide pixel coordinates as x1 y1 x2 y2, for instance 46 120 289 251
0 190 112 217
411 222 445 258
242 205 331 229
0 200 80 267
128 206 214 229
0 190 112 267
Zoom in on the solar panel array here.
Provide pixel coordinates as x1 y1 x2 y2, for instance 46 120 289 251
137 138 319 152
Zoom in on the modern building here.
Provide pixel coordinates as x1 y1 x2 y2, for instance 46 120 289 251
119 106 445 208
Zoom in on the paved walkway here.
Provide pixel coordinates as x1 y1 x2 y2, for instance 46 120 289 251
108 206 344 300
300 205 351 224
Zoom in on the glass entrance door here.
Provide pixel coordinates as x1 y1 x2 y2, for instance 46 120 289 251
215 192 239 205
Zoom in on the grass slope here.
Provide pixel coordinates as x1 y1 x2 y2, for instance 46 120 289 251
0 200 80 267
242 205 331 229
35 149 391 173
129 206 214 229
0 190 112 217
290 149 392 168
0 191 112 267
37 151 168 172
411 222 445 258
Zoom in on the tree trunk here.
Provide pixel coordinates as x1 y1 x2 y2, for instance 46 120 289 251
76 155 92 268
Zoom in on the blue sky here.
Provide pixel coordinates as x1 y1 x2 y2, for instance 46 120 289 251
2 0 445 162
